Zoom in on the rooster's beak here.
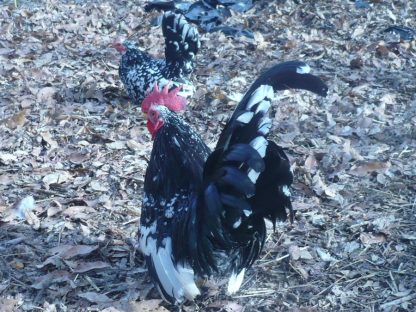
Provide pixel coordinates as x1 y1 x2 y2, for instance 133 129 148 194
143 112 148 119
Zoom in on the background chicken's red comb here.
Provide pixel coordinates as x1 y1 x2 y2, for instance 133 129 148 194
141 83 187 113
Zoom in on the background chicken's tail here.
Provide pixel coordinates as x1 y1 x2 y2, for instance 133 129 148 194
162 12 200 77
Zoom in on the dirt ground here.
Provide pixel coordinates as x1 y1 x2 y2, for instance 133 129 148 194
0 0 415 311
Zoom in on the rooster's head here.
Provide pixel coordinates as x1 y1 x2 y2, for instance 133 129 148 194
112 37 128 53
142 83 187 139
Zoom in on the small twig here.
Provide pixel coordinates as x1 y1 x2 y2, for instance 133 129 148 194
85 275 100 292
344 273 377 290
123 217 140 226
0 252 33 257
380 293 416 310
313 275 346 298
10 276 27 287
389 271 398 293
258 246 309 267
233 289 276 298
57 223 65 246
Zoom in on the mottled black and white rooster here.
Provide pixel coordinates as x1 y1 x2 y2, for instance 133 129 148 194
113 12 200 103
139 61 328 304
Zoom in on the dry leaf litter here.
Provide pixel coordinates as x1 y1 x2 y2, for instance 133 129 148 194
0 0 415 311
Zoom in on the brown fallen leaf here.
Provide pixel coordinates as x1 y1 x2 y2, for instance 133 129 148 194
49 244 98 259
36 255 63 269
3 196 40 229
360 233 387 245
126 300 168 312
42 171 72 185
9 260 24 269
291 262 309 280
43 302 57 312
4 110 27 129
304 154 318 173
106 141 126 150
289 245 301 261
312 174 339 198
0 152 17 165
24 209 41 230
89 180 108 192
349 161 391 176
0 174 15 185
299 249 313 260
0 298 19 311
13 195 35 219
316 247 337 262
31 270 73 289
47 201 63 217
36 86 57 103
41 131 59 149
70 260 111 273
78 292 112 304
62 206 97 220
343 140 363 161
68 151 91 164
208 301 244 312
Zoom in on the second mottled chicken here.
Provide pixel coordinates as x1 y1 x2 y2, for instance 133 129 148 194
113 12 200 104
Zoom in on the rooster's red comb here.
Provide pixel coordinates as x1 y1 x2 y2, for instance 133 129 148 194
141 83 187 113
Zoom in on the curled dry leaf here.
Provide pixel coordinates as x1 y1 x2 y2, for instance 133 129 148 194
4 195 40 229
24 209 41 230
70 260 111 273
89 180 108 192
62 206 97 220
106 141 126 150
380 93 396 105
41 132 59 149
316 247 337 262
127 300 168 312
289 246 313 260
49 244 98 259
47 201 63 217
126 139 142 151
43 302 57 312
372 215 395 234
31 270 73 289
343 140 363 161
36 86 57 103
0 299 19 311
9 260 25 269
312 174 340 199
349 161 391 176
360 233 387 245
208 301 244 312
13 195 35 219
42 171 72 186
289 245 301 260
78 292 112 304
68 151 91 164
36 255 63 269
0 153 17 165
311 214 326 227
304 154 318 173
4 110 27 129
291 262 309 280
